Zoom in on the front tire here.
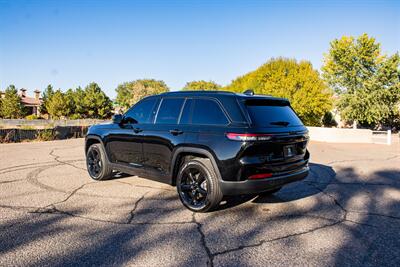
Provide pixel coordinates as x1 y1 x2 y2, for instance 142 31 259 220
86 144 113 180
177 157 223 212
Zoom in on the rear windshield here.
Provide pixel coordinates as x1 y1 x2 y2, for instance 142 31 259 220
245 99 303 127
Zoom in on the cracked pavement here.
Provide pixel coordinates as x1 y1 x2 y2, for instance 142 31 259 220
0 139 399 266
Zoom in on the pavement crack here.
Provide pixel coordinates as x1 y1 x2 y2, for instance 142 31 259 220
126 193 148 224
212 219 344 258
30 204 194 226
33 182 95 213
192 213 214 267
57 182 95 205
305 182 386 227
49 148 86 171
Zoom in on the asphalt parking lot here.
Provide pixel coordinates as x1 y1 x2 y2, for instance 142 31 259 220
0 139 399 266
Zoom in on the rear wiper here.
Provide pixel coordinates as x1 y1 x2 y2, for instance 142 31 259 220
270 121 290 127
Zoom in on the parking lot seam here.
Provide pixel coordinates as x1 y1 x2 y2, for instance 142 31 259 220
192 213 214 267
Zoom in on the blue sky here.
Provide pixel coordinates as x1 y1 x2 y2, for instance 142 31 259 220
0 0 399 98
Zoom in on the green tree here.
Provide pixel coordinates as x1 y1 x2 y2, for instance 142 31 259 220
0 92 3 116
322 33 400 127
47 90 69 119
82 82 113 119
0 85 25 118
115 79 169 110
225 58 333 126
40 84 54 115
182 80 221 90
64 88 76 117
71 86 86 119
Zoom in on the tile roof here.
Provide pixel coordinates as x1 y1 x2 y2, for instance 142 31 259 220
21 97 42 106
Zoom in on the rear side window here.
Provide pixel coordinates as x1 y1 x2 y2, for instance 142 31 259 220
179 99 193 124
156 98 185 124
125 98 157 124
192 99 229 125
245 99 303 127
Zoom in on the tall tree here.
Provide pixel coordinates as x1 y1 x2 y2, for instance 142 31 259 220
225 58 333 126
82 82 113 119
71 86 86 119
182 80 221 90
46 90 69 119
0 85 25 119
322 33 400 127
0 91 3 116
40 84 54 115
115 79 169 110
64 88 76 117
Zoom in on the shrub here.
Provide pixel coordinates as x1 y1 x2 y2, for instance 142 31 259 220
37 129 55 141
20 125 35 130
25 114 39 120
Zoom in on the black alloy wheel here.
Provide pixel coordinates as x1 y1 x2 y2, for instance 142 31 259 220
177 157 223 212
87 147 102 178
86 144 113 180
179 166 209 210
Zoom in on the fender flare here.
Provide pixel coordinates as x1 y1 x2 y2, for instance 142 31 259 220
170 147 222 185
85 134 111 162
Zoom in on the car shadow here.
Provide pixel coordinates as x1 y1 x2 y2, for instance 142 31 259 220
215 162 334 211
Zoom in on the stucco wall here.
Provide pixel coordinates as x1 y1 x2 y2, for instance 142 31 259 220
307 127 373 143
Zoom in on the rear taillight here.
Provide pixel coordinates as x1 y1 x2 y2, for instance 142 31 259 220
248 173 273 179
226 133 272 141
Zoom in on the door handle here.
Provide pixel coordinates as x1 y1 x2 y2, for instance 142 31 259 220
133 127 143 133
169 129 183 135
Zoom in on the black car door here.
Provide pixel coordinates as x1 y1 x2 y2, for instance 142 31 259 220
105 97 159 169
141 97 188 180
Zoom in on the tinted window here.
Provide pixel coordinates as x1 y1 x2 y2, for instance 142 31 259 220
245 99 303 127
192 99 229 125
156 98 185 124
124 98 157 124
179 99 193 124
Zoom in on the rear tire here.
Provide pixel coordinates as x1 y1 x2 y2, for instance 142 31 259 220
177 157 223 212
86 144 113 181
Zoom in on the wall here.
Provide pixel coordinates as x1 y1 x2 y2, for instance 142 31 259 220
307 127 376 143
0 126 89 143
0 119 106 129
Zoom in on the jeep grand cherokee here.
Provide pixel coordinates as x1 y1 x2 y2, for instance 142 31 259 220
85 90 310 212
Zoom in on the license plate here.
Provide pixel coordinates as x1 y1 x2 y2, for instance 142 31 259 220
283 145 296 158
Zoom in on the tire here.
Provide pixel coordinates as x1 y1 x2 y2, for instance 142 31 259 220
86 143 113 181
177 157 223 212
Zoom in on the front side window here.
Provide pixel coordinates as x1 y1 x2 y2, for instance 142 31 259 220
156 98 185 124
192 99 229 125
124 98 157 124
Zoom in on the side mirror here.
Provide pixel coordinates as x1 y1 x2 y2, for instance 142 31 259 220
112 114 123 124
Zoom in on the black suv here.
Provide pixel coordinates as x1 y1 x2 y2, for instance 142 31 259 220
85 90 310 212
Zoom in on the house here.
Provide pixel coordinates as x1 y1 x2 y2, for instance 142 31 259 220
18 89 42 116
0 88 42 116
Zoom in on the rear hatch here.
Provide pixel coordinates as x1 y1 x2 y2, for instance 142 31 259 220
239 98 309 177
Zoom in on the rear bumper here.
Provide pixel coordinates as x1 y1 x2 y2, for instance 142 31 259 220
219 166 309 196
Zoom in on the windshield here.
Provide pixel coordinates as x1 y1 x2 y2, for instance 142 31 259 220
245 99 303 127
